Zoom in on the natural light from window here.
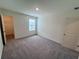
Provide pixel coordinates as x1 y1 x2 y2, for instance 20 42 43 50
29 19 36 31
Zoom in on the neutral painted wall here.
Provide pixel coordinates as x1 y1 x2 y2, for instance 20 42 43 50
38 14 66 44
38 13 79 51
0 9 37 39
0 28 3 59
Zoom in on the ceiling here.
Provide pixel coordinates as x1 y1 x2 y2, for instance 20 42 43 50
0 0 79 17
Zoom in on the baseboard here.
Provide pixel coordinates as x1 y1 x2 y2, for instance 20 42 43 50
38 35 62 46
38 35 79 54
15 34 38 40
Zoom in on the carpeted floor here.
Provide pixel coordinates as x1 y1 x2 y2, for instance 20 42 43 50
1 35 79 59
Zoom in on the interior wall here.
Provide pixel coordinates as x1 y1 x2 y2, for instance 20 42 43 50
38 13 79 51
38 14 66 44
0 9 37 39
0 28 3 59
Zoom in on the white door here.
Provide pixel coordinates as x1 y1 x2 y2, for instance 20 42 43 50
76 40 79 52
63 22 78 50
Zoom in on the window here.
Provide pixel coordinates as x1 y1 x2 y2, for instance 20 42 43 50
29 19 36 31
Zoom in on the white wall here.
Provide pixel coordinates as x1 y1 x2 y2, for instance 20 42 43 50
38 13 79 51
0 9 37 39
0 28 3 59
38 14 66 44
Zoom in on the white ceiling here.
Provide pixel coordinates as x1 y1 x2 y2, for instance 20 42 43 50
0 0 79 17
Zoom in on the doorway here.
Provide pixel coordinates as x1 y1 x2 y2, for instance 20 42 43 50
3 16 15 42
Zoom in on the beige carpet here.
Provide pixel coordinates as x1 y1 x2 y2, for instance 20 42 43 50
2 35 79 59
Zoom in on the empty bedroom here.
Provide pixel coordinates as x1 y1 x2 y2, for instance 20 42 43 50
0 0 79 59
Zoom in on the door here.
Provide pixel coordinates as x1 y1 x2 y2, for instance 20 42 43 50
3 16 15 41
63 22 78 50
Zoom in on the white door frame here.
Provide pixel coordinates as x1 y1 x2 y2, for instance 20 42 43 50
0 14 6 45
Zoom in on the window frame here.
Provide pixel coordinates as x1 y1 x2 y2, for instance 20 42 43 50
29 18 36 32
